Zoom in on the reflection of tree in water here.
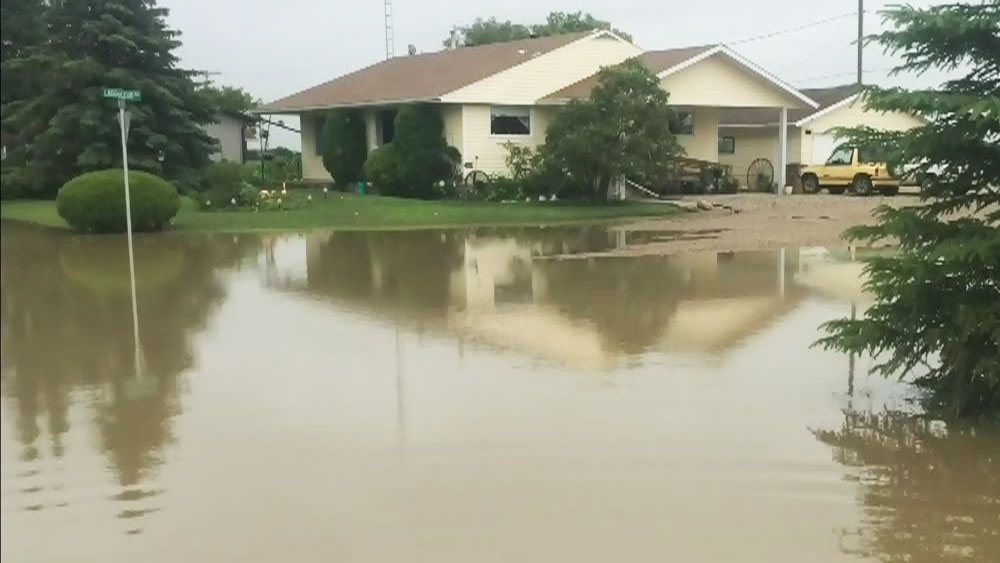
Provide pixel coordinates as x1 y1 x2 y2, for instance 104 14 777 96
0 226 259 526
537 256 687 353
815 410 1000 562
306 230 465 317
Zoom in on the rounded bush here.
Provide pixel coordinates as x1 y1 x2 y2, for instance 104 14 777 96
57 169 180 233
363 144 404 195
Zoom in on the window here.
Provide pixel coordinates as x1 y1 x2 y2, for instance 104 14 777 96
376 110 396 145
826 146 853 165
490 106 531 136
718 136 735 154
857 145 888 164
670 110 694 135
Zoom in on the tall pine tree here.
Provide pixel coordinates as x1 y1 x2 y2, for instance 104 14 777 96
2 0 216 197
1 0 47 198
818 2 1000 421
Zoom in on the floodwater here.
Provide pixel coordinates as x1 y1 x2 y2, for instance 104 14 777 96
1 222 997 562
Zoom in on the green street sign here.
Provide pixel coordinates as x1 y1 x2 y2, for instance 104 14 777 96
102 87 141 101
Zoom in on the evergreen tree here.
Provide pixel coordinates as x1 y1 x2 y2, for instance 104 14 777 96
0 0 47 198
818 3 1000 421
3 0 216 197
320 109 366 185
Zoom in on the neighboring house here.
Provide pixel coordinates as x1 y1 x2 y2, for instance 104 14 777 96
718 85 925 187
257 31 816 186
203 111 254 163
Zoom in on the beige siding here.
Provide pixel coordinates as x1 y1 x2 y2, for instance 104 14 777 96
676 106 720 162
442 34 640 105
300 113 332 181
203 114 245 163
441 104 464 155
661 54 809 109
800 100 924 166
718 126 800 187
459 104 556 176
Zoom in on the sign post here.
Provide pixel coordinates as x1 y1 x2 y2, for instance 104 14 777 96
103 87 143 377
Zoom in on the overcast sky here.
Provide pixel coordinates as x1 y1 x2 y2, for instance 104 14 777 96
161 0 949 148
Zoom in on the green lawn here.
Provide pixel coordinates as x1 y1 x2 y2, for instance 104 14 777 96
0 190 679 232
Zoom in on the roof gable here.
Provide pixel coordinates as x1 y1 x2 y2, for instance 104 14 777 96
541 45 816 109
719 84 862 126
540 45 716 102
258 32 594 113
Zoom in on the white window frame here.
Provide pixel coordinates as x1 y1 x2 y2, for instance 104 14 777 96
673 109 695 136
718 135 735 154
490 105 532 138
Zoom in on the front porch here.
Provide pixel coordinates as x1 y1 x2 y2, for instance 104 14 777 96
649 46 816 193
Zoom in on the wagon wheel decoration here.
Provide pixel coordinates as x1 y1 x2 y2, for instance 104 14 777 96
464 170 490 188
746 158 775 192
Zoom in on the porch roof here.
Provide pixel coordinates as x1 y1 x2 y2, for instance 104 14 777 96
719 84 861 127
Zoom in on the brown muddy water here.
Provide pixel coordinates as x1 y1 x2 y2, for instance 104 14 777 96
1 222 997 562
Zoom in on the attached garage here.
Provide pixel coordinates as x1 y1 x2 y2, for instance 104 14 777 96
718 84 925 189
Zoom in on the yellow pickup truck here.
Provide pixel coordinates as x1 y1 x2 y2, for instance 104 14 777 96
800 145 901 196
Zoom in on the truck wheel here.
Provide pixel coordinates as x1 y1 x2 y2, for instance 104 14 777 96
801 174 819 194
852 174 873 196
878 186 899 196
828 187 846 195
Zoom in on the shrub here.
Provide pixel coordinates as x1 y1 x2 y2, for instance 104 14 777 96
720 175 740 194
201 161 242 191
363 145 404 195
56 169 180 233
196 162 255 210
321 109 367 184
480 176 526 202
381 104 460 199
197 182 259 210
255 189 313 211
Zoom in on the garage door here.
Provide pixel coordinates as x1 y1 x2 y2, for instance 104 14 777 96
809 133 838 165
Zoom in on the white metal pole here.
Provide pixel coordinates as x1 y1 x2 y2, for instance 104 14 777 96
119 100 141 376
778 107 788 194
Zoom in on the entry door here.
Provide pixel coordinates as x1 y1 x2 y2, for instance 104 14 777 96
810 133 838 165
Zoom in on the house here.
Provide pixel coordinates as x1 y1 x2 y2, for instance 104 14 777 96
202 111 255 163
718 85 925 187
257 31 817 187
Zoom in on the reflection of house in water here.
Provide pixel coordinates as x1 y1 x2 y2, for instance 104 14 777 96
293 230 817 370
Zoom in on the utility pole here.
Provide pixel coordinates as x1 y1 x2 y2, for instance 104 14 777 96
857 0 864 86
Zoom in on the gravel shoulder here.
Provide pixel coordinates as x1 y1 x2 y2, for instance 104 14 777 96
611 191 924 255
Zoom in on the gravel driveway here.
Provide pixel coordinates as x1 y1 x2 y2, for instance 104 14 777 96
614 191 924 254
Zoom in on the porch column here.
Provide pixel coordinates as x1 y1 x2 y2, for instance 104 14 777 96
777 107 788 194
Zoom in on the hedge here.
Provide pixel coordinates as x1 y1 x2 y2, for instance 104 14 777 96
56 169 180 233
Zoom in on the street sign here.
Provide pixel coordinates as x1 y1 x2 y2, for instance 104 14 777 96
102 87 141 101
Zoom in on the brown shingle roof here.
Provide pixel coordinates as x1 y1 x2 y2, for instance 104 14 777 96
719 84 861 125
258 32 594 113
539 45 718 102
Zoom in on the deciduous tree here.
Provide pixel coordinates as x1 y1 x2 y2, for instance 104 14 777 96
445 11 630 48
541 58 682 202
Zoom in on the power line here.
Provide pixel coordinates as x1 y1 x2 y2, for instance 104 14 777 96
728 12 864 45
791 67 894 85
